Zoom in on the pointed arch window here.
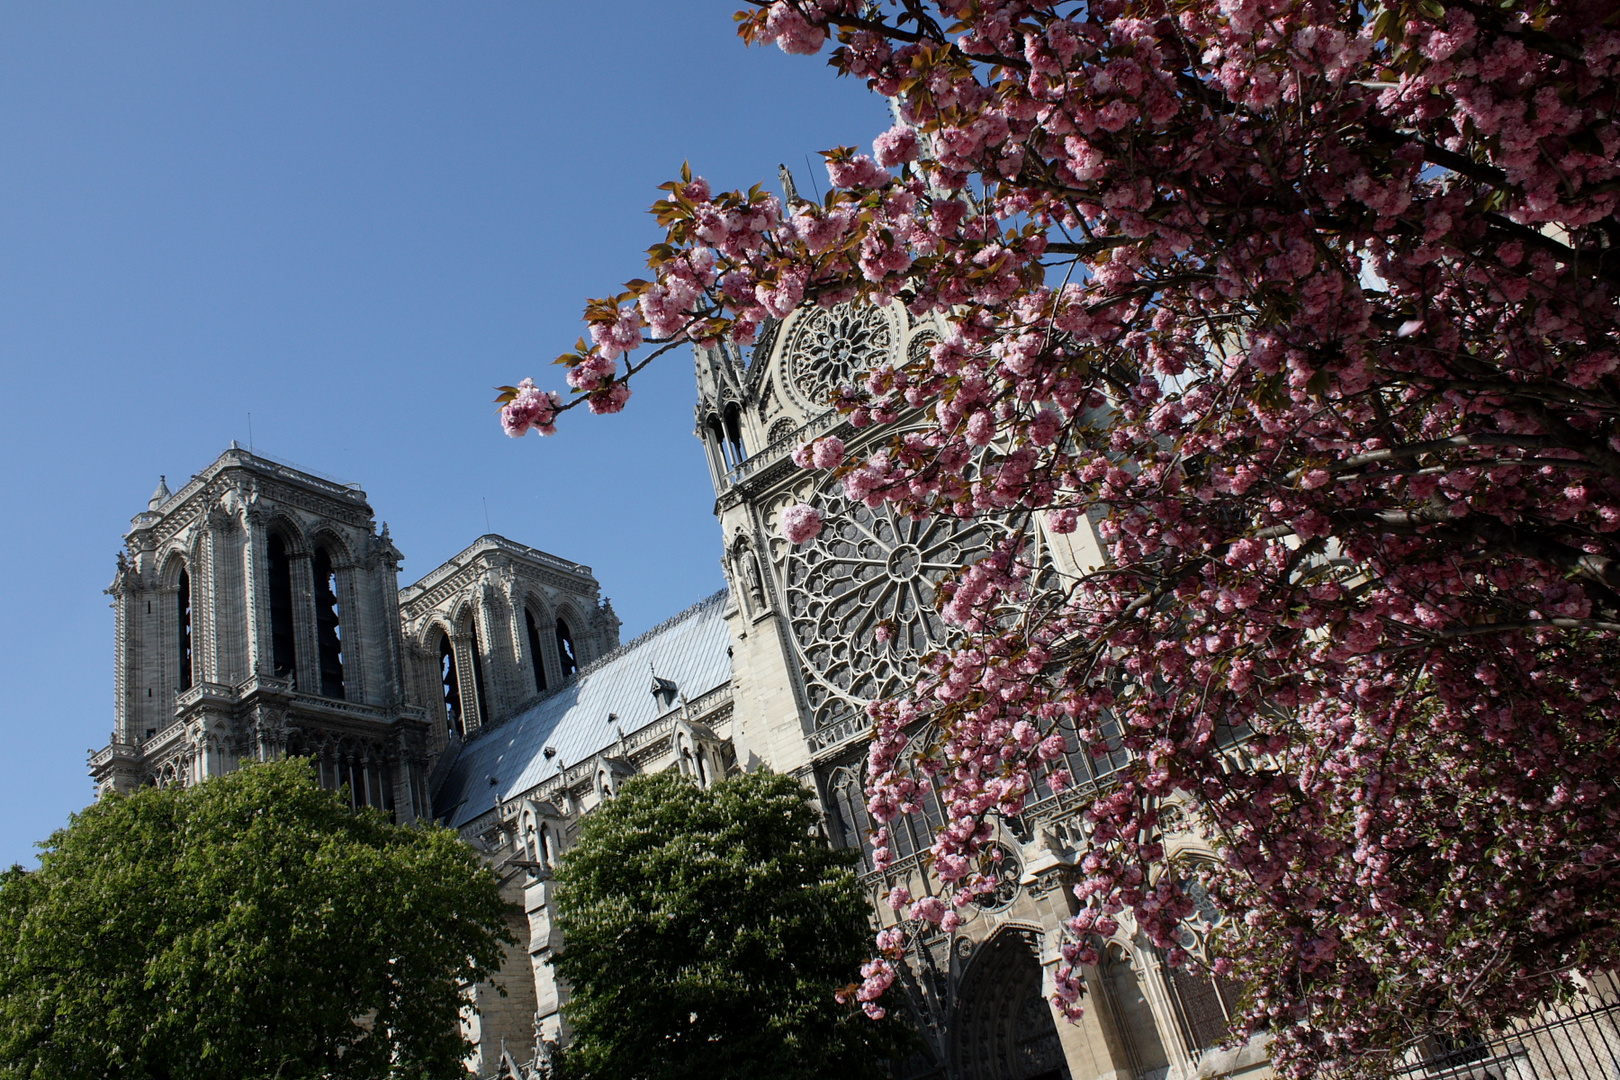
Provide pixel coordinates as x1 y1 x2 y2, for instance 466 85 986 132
1161 877 1247 1054
266 534 297 683
438 632 462 738
312 547 344 699
524 607 548 693
830 769 874 871
555 618 578 678
177 567 193 692
705 414 730 473
722 402 747 467
468 617 490 726
830 764 944 873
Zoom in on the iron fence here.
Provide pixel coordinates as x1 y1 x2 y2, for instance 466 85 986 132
1395 984 1620 1080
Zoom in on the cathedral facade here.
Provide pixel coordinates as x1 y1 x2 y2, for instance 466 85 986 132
91 304 1271 1080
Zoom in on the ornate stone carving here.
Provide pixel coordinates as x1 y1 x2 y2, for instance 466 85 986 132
908 330 940 365
783 305 891 411
778 482 1007 733
972 843 1023 912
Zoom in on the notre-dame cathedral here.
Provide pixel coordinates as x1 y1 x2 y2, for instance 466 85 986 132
89 302 1269 1080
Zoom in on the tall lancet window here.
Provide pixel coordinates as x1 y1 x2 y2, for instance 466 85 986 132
177 567 193 692
267 534 297 683
723 403 747 467
468 620 490 725
524 607 548 693
312 547 345 699
555 618 578 678
438 632 462 738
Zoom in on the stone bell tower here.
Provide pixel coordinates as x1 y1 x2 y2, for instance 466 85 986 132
91 446 432 818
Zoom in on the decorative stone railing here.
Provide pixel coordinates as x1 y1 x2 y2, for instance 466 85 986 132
724 409 843 488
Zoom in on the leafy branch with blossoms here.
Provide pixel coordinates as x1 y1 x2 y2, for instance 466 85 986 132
501 0 1620 1074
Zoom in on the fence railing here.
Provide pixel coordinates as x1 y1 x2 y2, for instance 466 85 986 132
1395 983 1620 1080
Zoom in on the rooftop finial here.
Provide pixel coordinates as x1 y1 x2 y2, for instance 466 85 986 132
148 475 170 511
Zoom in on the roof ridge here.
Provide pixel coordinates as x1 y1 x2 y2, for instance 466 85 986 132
572 587 729 681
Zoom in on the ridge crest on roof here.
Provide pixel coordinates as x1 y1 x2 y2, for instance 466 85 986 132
572 586 727 681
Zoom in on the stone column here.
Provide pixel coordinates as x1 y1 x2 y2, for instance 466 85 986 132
191 526 216 687
527 875 571 1048
453 625 482 733
501 577 532 714
243 513 268 680
376 550 406 707
110 561 131 743
334 558 366 704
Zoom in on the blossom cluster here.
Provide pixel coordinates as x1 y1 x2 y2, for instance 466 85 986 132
497 379 561 438
516 1 1620 1071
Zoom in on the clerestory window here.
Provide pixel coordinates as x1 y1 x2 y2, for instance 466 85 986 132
555 618 578 678
468 620 490 726
438 632 462 738
722 403 747 466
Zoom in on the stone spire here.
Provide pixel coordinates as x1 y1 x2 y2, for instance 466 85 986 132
147 475 170 511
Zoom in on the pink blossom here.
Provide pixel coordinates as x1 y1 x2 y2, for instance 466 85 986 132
589 306 642 360
586 381 631 415
779 503 823 544
873 125 919 167
811 435 846 469
499 379 561 438
827 154 891 190
517 4 1620 1070
762 0 826 55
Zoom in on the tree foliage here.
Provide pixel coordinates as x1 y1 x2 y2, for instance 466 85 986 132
550 769 909 1080
0 758 512 1080
501 0 1620 1074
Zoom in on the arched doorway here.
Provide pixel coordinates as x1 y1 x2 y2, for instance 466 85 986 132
951 929 1072 1080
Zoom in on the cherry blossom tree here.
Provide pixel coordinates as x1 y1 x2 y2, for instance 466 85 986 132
500 1 1620 1074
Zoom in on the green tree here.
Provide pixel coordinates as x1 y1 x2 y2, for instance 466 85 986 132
0 757 512 1080
550 769 908 1080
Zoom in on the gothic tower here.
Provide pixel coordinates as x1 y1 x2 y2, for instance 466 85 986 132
92 446 432 818
397 534 620 750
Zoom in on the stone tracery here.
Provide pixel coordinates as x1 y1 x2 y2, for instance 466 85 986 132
783 304 891 411
781 480 1005 737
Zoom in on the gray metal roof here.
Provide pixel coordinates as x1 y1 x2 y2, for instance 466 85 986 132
433 589 733 829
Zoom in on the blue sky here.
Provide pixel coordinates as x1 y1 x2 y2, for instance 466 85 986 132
0 2 888 866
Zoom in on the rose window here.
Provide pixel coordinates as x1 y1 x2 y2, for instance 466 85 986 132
781 484 1006 741
784 305 891 411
